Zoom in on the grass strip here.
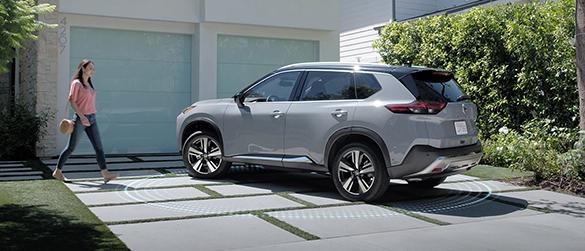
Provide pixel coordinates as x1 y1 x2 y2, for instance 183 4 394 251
276 193 318 207
193 184 223 197
155 168 171 174
465 165 534 180
252 212 320 240
379 205 450 226
127 156 143 162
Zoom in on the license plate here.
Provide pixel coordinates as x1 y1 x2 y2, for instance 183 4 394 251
454 121 468 135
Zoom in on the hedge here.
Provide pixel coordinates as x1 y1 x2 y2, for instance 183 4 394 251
374 0 577 137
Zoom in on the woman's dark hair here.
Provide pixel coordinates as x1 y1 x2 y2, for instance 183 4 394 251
72 59 95 89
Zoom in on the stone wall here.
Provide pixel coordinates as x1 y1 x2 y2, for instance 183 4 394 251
18 0 60 157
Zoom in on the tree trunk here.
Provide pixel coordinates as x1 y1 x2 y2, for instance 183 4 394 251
578 0 585 131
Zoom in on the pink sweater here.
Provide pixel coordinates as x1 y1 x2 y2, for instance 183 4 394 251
68 79 96 115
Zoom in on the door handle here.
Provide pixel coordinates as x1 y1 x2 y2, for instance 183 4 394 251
331 109 348 118
272 110 284 119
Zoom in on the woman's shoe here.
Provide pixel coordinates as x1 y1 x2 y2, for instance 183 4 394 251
52 169 66 181
101 170 119 184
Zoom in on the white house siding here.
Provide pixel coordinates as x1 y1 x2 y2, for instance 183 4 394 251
340 0 393 32
340 25 383 63
339 0 515 63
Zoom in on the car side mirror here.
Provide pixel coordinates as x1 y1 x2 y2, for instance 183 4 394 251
234 93 245 108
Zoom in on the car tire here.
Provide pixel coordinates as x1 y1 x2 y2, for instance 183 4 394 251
407 177 446 188
331 143 389 202
182 131 231 178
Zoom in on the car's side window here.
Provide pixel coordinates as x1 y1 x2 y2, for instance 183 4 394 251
355 73 382 99
300 71 354 101
244 71 300 102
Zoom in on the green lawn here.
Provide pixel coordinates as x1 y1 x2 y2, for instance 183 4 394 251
465 165 534 180
0 180 128 250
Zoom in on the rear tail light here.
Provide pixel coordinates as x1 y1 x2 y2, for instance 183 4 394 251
385 100 446 114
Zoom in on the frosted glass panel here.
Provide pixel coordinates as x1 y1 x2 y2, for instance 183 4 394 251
69 27 192 154
217 35 319 98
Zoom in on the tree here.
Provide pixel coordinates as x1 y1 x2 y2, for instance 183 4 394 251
0 0 56 74
578 0 585 131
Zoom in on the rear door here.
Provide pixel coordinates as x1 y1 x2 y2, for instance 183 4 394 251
399 71 479 148
284 70 357 166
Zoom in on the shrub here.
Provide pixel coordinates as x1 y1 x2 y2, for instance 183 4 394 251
482 121 583 182
0 102 52 160
374 0 577 138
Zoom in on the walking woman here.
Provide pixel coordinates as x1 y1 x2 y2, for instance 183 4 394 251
52 59 118 183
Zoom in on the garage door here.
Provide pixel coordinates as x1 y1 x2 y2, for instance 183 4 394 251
217 35 319 98
70 27 192 154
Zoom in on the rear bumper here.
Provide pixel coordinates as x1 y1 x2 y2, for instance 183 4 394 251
387 142 482 179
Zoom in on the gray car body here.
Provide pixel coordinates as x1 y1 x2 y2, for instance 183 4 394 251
177 62 482 179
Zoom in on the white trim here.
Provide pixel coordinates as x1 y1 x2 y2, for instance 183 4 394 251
63 14 196 34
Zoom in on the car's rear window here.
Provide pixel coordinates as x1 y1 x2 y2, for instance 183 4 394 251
399 70 465 102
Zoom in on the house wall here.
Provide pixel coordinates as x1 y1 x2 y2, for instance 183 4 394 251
27 0 340 156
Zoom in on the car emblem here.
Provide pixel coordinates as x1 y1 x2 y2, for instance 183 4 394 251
462 104 468 114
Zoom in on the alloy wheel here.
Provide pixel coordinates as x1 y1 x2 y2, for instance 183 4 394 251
337 150 376 195
187 136 223 174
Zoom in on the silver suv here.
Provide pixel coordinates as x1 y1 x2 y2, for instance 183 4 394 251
176 62 482 201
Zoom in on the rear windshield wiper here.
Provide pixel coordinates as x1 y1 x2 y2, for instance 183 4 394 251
456 95 470 102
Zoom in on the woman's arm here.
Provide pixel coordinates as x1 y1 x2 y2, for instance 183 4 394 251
69 98 90 126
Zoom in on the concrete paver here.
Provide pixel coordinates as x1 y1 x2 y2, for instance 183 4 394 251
444 174 480 182
90 194 304 222
0 160 26 167
206 183 312 196
137 156 181 161
110 214 304 251
268 204 434 238
42 157 133 165
62 169 162 180
231 213 585 251
0 176 43 181
76 187 209 206
65 176 224 192
0 167 33 172
0 163 25 168
0 171 43 176
494 189 585 218
53 161 184 172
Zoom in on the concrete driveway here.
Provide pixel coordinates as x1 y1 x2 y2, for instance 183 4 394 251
44 155 585 251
